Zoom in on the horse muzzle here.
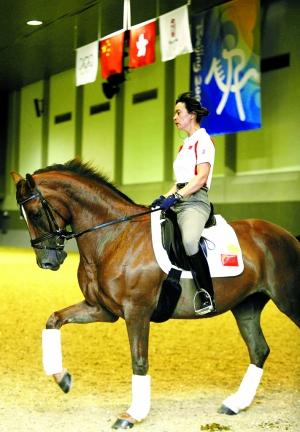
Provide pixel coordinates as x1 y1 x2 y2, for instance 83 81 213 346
36 248 67 271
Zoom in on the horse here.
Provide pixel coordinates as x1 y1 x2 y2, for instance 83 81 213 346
11 159 300 429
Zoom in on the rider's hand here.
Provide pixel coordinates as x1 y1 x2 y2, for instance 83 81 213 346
160 193 181 210
151 195 165 208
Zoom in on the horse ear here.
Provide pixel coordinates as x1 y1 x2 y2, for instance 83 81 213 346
25 173 36 189
10 171 24 185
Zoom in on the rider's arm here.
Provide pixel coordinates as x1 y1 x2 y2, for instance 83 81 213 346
163 184 177 197
176 162 210 198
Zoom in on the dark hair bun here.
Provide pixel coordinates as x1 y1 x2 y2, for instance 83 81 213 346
175 92 209 123
199 106 209 117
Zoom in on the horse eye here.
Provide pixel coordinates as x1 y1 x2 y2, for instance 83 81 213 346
30 210 43 222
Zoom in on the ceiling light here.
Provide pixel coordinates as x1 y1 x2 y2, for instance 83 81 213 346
27 20 43 26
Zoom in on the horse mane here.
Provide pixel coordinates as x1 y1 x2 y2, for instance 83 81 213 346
33 159 137 205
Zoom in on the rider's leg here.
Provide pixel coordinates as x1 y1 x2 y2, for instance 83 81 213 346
187 249 216 314
175 190 215 314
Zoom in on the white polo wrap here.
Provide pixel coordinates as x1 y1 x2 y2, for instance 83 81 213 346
126 374 151 421
223 363 263 413
42 329 63 375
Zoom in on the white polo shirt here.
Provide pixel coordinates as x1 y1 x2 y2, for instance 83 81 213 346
173 128 215 189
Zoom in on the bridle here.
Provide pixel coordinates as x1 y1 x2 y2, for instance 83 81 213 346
18 187 160 252
18 189 69 251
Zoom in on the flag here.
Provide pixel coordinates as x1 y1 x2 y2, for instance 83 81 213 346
100 31 125 79
159 5 193 62
190 0 261 135
76 41 99 86
221 254 239 267
129 19 156 69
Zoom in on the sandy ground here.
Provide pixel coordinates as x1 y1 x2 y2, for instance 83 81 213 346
0 247 299 432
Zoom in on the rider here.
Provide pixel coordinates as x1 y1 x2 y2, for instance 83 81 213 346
151 92 216 315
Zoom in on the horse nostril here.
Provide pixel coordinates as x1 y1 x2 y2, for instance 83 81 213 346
42 262 59 271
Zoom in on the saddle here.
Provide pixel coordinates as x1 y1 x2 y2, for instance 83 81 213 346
160 203 216 271
150 203 216 323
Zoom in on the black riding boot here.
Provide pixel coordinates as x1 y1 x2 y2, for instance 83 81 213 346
188 249 216 315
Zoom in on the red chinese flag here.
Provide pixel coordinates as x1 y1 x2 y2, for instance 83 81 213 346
100 31 125 79
129 20 156 69
221 254 239 267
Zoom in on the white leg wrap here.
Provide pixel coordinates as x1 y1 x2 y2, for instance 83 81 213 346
222 364 263 413
42 329 63 375
126 375 151 422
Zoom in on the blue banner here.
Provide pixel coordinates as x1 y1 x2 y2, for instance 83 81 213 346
191 0 261 135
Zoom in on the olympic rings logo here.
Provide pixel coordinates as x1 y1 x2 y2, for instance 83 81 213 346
78 54 94 70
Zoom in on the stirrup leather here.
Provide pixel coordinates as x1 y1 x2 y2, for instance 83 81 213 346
193 289 215 315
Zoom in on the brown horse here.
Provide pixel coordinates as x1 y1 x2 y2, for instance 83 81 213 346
11 159 300 430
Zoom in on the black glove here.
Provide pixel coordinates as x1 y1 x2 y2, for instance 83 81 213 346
160 193 181 210
151 195 165 208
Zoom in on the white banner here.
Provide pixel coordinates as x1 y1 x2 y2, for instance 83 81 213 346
76 41 99 86
159 5 193 62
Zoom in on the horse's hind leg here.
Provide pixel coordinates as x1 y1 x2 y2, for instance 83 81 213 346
219 292 270 415
43 300 118 393
271 284 300 329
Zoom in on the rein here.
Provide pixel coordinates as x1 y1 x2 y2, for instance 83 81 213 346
18 187 160 250
62 207 160 240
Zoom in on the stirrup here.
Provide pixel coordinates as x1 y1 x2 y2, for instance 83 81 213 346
193 289 215 316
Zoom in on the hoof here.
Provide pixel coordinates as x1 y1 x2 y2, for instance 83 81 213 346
112 419 134 429
218 404 237 415
58 371 72 393
112 413 136 429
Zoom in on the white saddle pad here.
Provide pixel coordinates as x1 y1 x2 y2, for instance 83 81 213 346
151 211 244 278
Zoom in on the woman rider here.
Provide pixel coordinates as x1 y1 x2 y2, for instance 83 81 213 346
151 92 216 315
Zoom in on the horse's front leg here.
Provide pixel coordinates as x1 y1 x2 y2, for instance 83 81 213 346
112 307 151 429
43 300 118 393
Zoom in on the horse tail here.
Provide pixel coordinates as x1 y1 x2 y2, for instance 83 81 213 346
296 235 300 242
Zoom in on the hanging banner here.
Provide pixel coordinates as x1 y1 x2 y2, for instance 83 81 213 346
129 19 156 69
159 5 193 62
191 0 261 135
100 31 125 79
76 41 99 86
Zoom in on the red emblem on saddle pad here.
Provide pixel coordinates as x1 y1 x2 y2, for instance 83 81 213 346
221 254 239 266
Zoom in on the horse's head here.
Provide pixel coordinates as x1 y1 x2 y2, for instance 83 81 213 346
11 171 68 271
